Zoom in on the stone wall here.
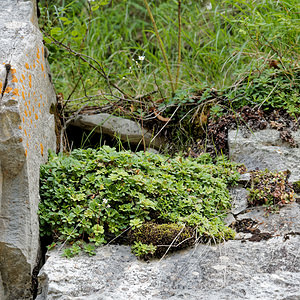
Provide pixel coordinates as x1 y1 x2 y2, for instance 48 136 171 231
0 1 56 299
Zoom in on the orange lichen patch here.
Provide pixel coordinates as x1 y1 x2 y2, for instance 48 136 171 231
22 74 25 80
41 64 44 71
11 69 16 74
25 101 27 107
37 52 40 59
34 124 36 128
33 63 36 69
43 103 45 107
26 141 29 148
28 92 31 98
40 143 44 156
19 138 23 142
24 129 27 136
12 97 16 100
25 149 27 157
22 84 25 90
22 91 25 100
28 133 31 138
25 63 30 69
36 60 40 65
12 75 18 83
41 47 44 55
40 95 42 99
32 106 35 112
43 74 46 78
20 79 23 83
30 119 32 124
18 125 22 130
12 88 19 96
0 82 3 91
38 103 41 108
5 86 12 93
35 113 38 120
34 98 37 102
24 110 28 117
22 116 25 123
29 75 32 88
28 100 31 105
29 111 31 117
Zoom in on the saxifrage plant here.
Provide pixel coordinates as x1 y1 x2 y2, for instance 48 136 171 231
39 146 241 258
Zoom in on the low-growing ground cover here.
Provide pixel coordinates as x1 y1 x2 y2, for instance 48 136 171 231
39 146 240 258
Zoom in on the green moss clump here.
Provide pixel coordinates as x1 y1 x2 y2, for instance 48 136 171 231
292 180 300 193
129 222 195 259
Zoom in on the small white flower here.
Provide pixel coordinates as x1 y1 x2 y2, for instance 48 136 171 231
138 55 145 61
103 198 108 204
106 204 111 208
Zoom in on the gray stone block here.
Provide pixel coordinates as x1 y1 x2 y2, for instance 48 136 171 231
37 233 300 300
0 1 56 298
229 186 249 215
72 113 166 150
229 128 300 182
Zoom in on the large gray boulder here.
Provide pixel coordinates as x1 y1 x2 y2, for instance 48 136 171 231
37 228 300 299
37 201 300 300
72 113 166 150
0 1 56 299
228 129 300 182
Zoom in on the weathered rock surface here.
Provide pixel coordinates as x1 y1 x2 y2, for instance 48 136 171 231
72 113 165 150
37 200 300 300
229 187 249 215
0 1 56 299
37 236 300 299
236 202 300 236
228 129 300 182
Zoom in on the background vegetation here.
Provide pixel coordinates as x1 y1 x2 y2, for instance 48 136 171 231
39 0 299 118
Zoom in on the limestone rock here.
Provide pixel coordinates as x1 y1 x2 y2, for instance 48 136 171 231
229 187 249 215
37 202 300 300
237 172 251 185
0 1 56 299
72 113 165 150
37 238 300 300
228 129 300 182
236 202 300 236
